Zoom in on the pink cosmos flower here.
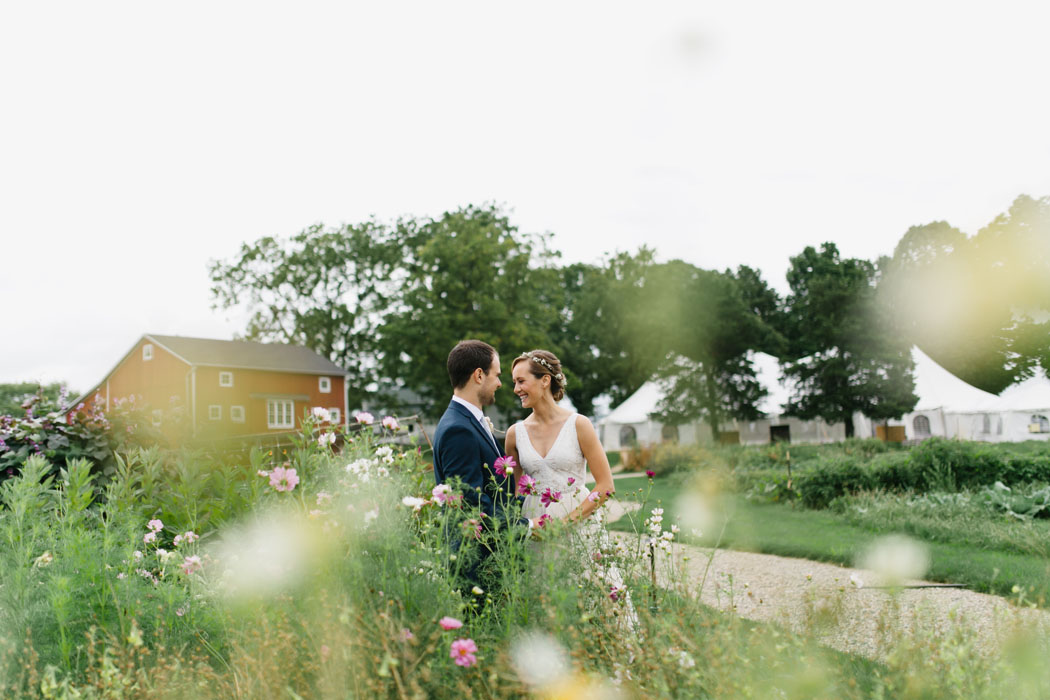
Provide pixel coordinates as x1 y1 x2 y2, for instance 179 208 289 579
438 616 463 631
269 466 300 492
182 555 202 575
540 488 561 507
354 411 375 425
147 519 164 532
566 477 575 486
449 638 478 667
143 531 157 544
492 455 516 478
536 513 552 528
609 584 626 602
399 628 414 642
320 644 331 661
382 416 400 431
646 470 655 478
587 491 601 503
461 518 482 539
517 473 537 496
432 484 459 506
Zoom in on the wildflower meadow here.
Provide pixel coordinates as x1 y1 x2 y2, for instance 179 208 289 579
2 412 1050 699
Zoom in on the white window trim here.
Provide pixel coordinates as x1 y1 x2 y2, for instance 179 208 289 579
329 408 341 425
143 344 154 361
319 376 331 393
219 371 233 387
230 405 245 423
151 409 162 427
208 405 222 421
267 399 295 429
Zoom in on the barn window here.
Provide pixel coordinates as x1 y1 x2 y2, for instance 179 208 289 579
319 376 332 393
208 405 222 421
1032 415 1050 433
230 405 245 423
619 426 637 446
143 344 153 361
219 371 233 387
152 409 162 427
913 415 931 436
268 399 295 429
329 408 341 425
661 424 679 443
982 414 991 433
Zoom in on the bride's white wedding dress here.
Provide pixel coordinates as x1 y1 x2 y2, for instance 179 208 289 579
516 414 638 629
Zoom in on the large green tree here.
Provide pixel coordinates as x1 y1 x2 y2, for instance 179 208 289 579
879 194 1050 393
781 243 917 437
208 221 406 407
650 263 780 434
551 250 667 416
378 204 561 419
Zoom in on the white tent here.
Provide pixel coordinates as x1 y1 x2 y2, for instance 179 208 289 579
597 352 861 450
901 348 1050 442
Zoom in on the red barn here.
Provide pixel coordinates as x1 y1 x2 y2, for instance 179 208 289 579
69 334 348 439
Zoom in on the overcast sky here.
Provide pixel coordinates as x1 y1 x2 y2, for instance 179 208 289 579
2 1 1049 393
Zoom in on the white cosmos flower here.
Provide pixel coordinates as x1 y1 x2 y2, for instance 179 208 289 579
401 496 426 511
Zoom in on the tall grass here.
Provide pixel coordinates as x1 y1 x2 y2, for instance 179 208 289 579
1 423 1049 697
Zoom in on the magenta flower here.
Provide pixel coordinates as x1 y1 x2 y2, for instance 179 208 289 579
566 477 575 486
269 466 300 492
461 518 482 540
492 455 516 478
439 616 463 631
646 469 655 478
537 513 552 528
609 584 626 602
517 473 537 496
539 488 561 508
449 638 478 667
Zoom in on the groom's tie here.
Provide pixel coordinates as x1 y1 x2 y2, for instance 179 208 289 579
480 415 501 456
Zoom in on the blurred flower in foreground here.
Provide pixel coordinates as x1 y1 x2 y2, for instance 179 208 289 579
209 511 330 599
858 534 930 586
354 411 374 425
269 466 299 492
511 631 621 699
439 616 463 631
382 416 400 431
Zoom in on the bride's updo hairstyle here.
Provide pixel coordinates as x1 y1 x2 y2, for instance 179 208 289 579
512 350 566 402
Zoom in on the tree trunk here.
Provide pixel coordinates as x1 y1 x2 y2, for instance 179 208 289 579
845 415 855 438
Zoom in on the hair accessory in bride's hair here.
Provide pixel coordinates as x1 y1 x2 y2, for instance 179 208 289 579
519 352 566 384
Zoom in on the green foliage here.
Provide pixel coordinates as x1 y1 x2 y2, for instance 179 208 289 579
380 204 562 418
880 194 1050 392
781 243 918 436
208 219 406 408
0 383 70 418
0 391 111 482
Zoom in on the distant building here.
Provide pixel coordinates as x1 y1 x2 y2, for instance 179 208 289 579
67 334 348 439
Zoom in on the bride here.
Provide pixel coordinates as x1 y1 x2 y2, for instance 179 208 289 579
504 350 636 625
504 350 615 526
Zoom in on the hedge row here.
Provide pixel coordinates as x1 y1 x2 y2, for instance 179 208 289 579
795 438 1050 508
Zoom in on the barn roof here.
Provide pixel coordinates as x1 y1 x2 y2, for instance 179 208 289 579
147 334 345 375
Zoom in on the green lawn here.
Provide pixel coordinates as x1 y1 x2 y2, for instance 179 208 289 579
611 475 1050 604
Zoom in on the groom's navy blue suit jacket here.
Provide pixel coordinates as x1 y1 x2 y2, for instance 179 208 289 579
432 400 526 527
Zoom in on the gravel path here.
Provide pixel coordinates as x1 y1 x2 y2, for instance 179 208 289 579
609 532 1050 660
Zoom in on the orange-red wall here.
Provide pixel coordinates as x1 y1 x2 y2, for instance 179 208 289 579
193 366 345 436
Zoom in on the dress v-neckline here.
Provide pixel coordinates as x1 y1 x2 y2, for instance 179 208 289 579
524 414 575 460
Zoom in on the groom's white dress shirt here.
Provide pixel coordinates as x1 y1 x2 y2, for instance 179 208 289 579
451 395 501 455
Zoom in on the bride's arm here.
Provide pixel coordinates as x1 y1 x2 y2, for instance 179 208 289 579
565 416 615 524
504 425 520 480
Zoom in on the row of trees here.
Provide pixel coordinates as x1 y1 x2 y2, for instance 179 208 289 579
208 196 1049 435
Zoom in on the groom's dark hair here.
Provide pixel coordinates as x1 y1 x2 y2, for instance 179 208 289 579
447 340 497 389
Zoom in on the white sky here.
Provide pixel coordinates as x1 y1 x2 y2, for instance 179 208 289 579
2 1 1049 393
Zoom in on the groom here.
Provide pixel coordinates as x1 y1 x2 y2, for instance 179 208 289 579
433 340 531 586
